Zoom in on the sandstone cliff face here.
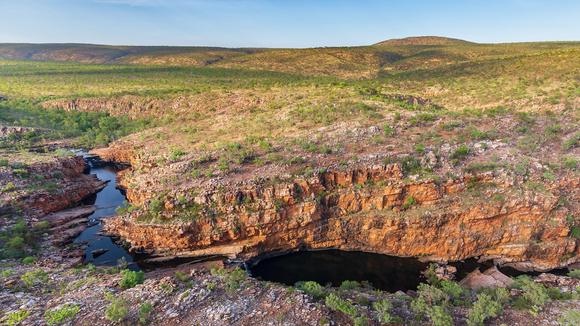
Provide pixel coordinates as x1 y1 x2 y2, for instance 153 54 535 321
105 162 579 272
0 155 106 219
28 156 107 217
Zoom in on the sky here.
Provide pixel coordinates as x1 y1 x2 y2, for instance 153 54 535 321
0 0 578 48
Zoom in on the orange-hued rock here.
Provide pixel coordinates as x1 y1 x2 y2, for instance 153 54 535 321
91 143 136 166
18 156 107 218
104 161 580 272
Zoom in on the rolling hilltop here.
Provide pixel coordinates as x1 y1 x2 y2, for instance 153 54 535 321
1 36 579 79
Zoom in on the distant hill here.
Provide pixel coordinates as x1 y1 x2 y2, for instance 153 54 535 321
0 38 579 79
374 36 473 46
0 43 260 65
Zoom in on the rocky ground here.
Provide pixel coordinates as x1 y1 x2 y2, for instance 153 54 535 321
2 252 580 325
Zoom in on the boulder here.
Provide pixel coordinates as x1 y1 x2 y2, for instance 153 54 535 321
43 205 96 227
91 249 109 258
459 266 513 290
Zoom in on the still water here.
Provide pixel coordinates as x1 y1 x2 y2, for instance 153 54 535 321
73 164 137 269
249 249 539 292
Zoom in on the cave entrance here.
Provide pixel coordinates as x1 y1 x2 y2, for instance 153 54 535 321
247 249 530 292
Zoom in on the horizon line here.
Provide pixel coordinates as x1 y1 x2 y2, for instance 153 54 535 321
1 36 579 49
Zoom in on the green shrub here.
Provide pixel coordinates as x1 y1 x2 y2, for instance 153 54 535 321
169 148 186 161
562 156 578 170
174 271 189 283
3 309 30 326
400 156 422 175
44 304 80 325
119 269 145 289
512 276 550 315
563 132 580 150
428 305 454 326
567 269 580 279
105 294 128 323
467 291 506 326
211 267 247 292
464 162 500 173
469 128 494 140
373 298 394 324
33 220 51 231
409 113 438 126
53 148 73 157
401 196 417 210
353 315 369 326
12 169 29 178
339 280 361 290
439 280 466 306
546 287 575 300
411 283 452 324
424 263 441 286
138 302 153 325
559 310 580 326
1 269 14 278
148 198 164 215
296 281 326 299
570 227 580 239
0 219 44 259
383 124 394 136
441 121 462 131
325 293 357 317
414 143 426 153
2 181 17 192
21 256 36 265
450 145 470 163
21 269 48 288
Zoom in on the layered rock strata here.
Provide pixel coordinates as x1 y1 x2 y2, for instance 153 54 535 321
105 162 579 271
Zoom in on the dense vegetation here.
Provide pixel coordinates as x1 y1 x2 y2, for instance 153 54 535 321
0 100 152 148
0 60 327 99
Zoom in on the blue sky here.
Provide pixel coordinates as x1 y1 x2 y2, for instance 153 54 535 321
0 0 578 47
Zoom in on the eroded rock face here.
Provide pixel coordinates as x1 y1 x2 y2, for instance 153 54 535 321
28 157 107 217
1 156 106 219
104 162 580 272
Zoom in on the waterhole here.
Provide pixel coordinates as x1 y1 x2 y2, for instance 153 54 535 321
248 250 536 292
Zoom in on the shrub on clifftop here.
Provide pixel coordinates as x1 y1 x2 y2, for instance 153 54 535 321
119 270 145 289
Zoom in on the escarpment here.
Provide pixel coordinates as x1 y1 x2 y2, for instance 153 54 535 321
104 160 580 271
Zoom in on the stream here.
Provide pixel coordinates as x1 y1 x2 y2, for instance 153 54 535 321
73 156 138 270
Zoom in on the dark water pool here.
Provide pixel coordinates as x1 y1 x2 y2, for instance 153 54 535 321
249 250 542 292
73 163 138 269
249 250 430 292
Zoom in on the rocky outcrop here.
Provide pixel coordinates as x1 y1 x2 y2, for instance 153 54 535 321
1 156 107 219
25 157 107 217
41 95 197 119
104 162 580 272
459 266 513 290
0 126 37 137
42 205 96 245
91 144 136 166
